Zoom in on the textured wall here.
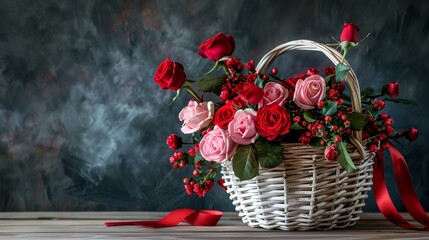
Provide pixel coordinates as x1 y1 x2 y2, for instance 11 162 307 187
0 0 428 211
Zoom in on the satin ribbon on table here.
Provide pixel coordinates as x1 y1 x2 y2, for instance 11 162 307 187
374 141 429 230
104 208 223 228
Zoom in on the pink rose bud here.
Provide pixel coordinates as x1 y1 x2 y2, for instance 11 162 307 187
293 74 327 110
179 100 215 134
228 109 258 145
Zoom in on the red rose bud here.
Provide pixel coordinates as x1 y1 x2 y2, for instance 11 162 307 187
340 23 359 43
328 89 340 101
166 134 182 150
373 99 386 110
154 57 187 90
324 146 339 162
198 33 235 62
220 90 230 101
406 127 418 142
226 57 241 71
246 60 255 72
299 133 311 145
387 82 400 99
385 125 395 136
324 67 336 76
307 68 319 76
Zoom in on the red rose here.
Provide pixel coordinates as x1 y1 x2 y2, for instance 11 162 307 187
213 103 237 129
324 146 339 162
166 134 182 150
154 57 187 90
340 23 359 43
255 103 292 141
234 82 264 105
198 33 236 62
228 95 248 108
387 82 400 98
406 127 418 142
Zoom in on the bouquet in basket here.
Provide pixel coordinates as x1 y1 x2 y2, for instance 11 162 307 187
155 23 418 198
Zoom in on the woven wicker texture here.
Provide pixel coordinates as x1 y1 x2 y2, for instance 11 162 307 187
221 40 375 230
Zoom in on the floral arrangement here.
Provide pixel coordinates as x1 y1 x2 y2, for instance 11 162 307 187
155 23 418 197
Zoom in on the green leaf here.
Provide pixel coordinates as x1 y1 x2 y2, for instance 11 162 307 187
204 61 222 75
198 74 227 92
347 112 367 131
232 145 259 181
290 122 304 130
335 63 350 82
192 151 204 165
385 98 418 106
170 89 182 104
322 100 338 116
360 87 375 98
255 141 283 168
337 141 356 173
303 112 317 123
254 76 264 88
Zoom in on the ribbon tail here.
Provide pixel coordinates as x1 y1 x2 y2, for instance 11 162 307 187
373 142 429 230
104 208 223 228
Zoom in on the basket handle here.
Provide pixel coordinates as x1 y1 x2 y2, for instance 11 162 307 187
256 40 365 157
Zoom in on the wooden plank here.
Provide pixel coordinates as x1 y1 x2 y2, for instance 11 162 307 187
0 212 427 239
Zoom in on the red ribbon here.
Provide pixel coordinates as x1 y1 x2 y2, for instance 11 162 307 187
104 208 223 228
374 141 429 229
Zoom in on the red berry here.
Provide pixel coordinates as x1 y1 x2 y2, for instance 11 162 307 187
193 169 199 176
331 143 337 149
320 140 325 146
346 107 352 112
317 101 324 108
338 126 344 132
321 132 327 137
263 75 268 80
271 68 278 75
325 116 332 123
344 120 351 126
293 116 301 122
345 129 351 134
317 124 324 130
336 111 343 117
179 161 186 168
169 156 177 163
301 120 308 127
335 136 342 142
341 114 347 121
331 125 338 131
173 163 179 169
337 99 344 106
183 178 189 184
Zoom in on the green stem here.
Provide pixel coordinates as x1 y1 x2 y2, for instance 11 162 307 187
183 86 203 103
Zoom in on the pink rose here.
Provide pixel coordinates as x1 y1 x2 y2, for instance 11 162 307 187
199 126 238 163
258 82 289 108
293 74 326 110
228 109 258 145
179 100 215 134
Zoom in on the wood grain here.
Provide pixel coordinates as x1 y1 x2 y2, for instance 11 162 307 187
0 212 427 239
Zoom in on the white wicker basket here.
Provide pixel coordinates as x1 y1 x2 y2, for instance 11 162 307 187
221 40 375 231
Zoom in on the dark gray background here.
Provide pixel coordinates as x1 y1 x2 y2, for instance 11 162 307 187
0 0 427 211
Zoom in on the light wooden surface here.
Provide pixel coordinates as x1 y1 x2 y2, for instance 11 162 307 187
0 212 427 239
